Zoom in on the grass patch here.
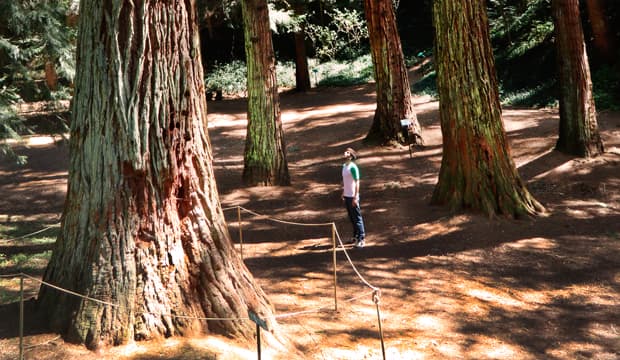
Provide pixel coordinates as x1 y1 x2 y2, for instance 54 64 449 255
0 221 59 243
0 221 58 275
314 54 374 87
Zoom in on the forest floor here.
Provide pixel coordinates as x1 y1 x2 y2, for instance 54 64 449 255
0 78 619 359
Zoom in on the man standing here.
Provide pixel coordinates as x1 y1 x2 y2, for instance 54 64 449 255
342 148 366 248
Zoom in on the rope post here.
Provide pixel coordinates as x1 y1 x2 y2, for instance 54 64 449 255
332 223 338 312
237 206 244 259
256 323 261 360
19 274 24 360
373 290 386 360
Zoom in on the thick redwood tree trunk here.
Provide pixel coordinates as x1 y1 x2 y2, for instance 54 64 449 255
241 0 291 186
431 0 545 218
363 0 423 145
552 0 604 158
38 0 276 349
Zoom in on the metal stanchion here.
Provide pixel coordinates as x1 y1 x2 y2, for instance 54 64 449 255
19 274 24 360
238 206 244 259
332 223 338 312
373 290 386 360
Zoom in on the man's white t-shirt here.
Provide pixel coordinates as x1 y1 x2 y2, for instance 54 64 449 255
342 162 360 198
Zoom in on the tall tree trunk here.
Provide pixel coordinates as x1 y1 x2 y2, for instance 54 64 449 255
44 60 58 91
584 0 615 63
363 0 423 145
431 0 545 218
38 0 276 349
241 0 291 186
293 2 311 92
294 30 311 91
552 0 604 157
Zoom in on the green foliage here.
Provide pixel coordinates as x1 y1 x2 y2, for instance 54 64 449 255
0 84 28 164
304 7 368 61
205 60 247 96
0 221 57 276
0 0 75 163
204 55 376 96
488 0 557 107
0 0 77 100
204 60 298 97
315 54 374 87
499 80 558 107
275 61 296 88
592 65 620 111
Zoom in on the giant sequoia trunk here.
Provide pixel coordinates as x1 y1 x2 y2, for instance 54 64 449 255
431 0 545 218
241 0 291 186
363 0 423 145
38 0 276 348
552 0 604 158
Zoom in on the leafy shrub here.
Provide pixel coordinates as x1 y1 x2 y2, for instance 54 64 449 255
205 60 247 97
592 65 620 111
315 54 374 87
0 84 28 164
304 8 368 61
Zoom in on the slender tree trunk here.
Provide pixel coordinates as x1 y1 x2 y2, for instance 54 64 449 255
584 0 615 63
294 30 311 91
241 0 291 186
38 0 276 349
431 0 545 218
363 0 423 145
293 3 311 92
552 0 604 157
44 60 58 91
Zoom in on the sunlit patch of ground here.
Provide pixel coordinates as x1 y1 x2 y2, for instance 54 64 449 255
1 83 619 359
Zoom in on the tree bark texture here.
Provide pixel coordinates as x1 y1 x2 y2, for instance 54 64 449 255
363 0 423 145
431 0 545 218
241 0 291 186
552 0 604 157
38 0 276 348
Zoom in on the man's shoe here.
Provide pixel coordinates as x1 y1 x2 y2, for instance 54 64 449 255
354 239 365 248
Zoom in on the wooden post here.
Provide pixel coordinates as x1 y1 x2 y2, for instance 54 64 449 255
373 290 386 360
248 310 267 360
256 323 261 360
19 275 24 360
332 223 338 312
238 206 244 259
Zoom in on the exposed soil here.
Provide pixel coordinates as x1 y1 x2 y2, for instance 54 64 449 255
0 82 619 359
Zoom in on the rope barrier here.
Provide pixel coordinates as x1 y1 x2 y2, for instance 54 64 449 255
333 227 379 292
1 224 59 242
5 205 386 359
10 272 373 324
225 205 335 227
0 273 24 278
19 273 248 322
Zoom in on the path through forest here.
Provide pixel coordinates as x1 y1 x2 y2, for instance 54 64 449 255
0 82 619 359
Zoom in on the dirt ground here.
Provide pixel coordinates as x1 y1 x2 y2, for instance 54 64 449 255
0 81 619 359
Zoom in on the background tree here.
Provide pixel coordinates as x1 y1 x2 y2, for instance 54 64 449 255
241 0 291 186
584 0 616 64
38 0 276 348
431 0 545 218
552 0 604 157
363 0 423 145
